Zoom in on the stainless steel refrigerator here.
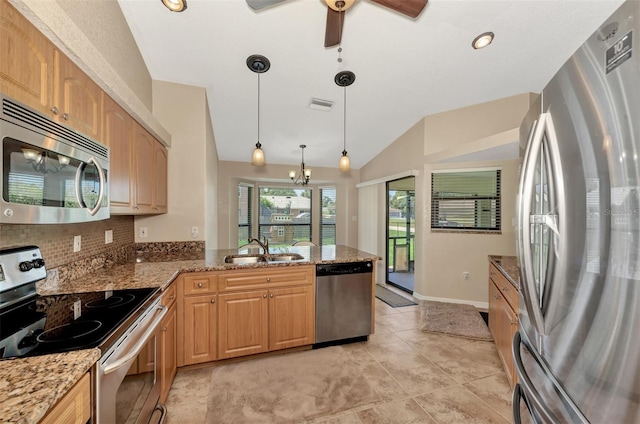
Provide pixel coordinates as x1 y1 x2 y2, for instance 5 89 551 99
514 1 640 422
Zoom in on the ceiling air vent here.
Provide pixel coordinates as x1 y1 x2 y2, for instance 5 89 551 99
309 97 334 111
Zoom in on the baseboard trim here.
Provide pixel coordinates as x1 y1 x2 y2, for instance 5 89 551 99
412 293 489 310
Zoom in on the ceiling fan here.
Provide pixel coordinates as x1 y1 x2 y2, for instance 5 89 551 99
246 0 428 47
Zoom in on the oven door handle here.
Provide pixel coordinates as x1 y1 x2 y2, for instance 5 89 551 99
103 304 167 375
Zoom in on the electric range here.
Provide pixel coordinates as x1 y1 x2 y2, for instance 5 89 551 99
0 245 158 359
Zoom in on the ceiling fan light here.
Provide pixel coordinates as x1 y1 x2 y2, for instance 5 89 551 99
251 142 265 166
339 151 350 172
472 32 494 49
161 0 187 12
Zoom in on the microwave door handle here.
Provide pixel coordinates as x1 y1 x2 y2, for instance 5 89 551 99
74 163 86 208
512 331 558 423
103 305 167 375
85 156 105 216
518 113 547 336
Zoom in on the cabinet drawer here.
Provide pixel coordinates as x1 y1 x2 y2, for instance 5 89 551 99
183 273 218 295
162 281 177 308
489 264 518 310
219 266 314 292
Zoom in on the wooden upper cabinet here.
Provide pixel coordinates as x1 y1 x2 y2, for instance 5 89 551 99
134 123 155 212
101 93 134 211
153 142 168 213
0 0 55 116
55 52 102 140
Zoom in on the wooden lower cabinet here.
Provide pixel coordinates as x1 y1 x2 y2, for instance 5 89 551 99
218 289 269 359
488 263 519 387
182 293 218 365
40 372 90 424
159 299 177 403
269 285 315 351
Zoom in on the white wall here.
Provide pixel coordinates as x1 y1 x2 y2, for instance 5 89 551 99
135 81 216 244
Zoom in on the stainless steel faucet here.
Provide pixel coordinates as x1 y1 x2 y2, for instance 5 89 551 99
247 236 269 254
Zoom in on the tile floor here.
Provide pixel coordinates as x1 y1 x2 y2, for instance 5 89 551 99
164 298 513 424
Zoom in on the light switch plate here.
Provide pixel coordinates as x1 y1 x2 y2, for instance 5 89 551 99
73 235 81 252
105 230 113 244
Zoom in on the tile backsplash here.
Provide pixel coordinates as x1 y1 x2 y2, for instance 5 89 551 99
0 216 134 268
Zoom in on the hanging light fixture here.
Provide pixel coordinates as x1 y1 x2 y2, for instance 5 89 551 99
247 54 271 166
289 145 311 186
161 0 187 12
335 70 355 172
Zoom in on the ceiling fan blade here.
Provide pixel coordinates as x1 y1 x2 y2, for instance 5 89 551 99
324 7 344 47
246 0 287 10
369 0 427 18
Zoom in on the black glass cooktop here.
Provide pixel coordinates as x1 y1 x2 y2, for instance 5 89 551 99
0 287 157 359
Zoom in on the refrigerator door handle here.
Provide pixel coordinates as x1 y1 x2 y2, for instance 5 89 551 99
517 113 548 336
512 331 558 423
513 384 541 424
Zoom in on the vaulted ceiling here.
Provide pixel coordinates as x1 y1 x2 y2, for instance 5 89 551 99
118 0 624 169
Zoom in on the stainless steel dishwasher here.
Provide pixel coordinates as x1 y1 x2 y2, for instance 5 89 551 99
315 261 373 344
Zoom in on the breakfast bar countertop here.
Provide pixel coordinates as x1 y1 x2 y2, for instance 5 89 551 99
0 348 100 424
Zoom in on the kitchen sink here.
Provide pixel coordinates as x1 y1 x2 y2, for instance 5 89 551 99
223 253 305 264
265 253 305 262
223 254 267 264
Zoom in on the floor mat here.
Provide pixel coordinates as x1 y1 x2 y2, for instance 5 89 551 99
420 300 492 341
375 285 417 307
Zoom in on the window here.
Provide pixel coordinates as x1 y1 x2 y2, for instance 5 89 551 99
258 187 311 248
319 187 336 246
431 169 501 231
238 185 252 246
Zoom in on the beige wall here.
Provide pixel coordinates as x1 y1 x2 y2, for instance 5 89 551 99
359 94 533 307
205 101 219 250
217 161 359 249
134 81 214 243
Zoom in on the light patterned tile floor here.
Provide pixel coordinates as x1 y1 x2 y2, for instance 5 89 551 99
164 298 512 424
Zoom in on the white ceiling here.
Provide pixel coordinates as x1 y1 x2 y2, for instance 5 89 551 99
118 0 624 169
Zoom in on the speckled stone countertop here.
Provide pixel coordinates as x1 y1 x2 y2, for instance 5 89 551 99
37 245 381 295
2 245 379 423
489 255 520 289
0 349 100 424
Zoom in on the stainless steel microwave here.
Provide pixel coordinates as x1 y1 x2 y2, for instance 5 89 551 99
0 95 109 224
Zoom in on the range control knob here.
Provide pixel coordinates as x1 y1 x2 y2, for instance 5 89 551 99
19 261 34 272
32 258 45 268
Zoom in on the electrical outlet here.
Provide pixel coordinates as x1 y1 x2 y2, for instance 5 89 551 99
73 235 81 252
463 271 470 280
140 227 148 238
191 226 199 238
105 230 113 244
73 300 82 320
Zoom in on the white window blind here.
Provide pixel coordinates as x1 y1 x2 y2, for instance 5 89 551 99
431 169 501 231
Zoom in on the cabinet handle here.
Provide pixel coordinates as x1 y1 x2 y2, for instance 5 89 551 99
169 295 175 300
502 286 508 291
263 294 267 298
198 283 203 288
494 294 500 299
210 299 215 303
270 293 274 298
510 320 517 325
266 278 271 282
50 106 59 115
162 327 167 332
62 112 69 120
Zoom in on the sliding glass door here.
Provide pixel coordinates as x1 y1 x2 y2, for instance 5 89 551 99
386 177 415 293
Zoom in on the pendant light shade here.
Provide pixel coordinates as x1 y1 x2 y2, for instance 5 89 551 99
247 55 271 166
335 71 355 172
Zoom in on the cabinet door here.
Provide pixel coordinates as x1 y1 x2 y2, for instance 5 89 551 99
183 294 217 366
488 281 500 340
55 52 102 140
269 285 315 351
0 0 56 116
133 123 155 212
218 290 268 360
40 372 91 424
498 299 518 387
153 142 168 213
160 300 177 403
101 93 134 212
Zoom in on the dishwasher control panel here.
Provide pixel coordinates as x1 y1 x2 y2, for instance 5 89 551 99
316 261 372 276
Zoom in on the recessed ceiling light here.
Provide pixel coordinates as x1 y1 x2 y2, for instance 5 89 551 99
161 0 187 12
472 32 494 49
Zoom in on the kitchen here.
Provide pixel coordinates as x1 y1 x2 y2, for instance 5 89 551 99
1 0 636 423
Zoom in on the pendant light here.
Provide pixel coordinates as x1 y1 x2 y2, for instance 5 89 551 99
335 71 355 172
247 55 271 166
289 145 311 186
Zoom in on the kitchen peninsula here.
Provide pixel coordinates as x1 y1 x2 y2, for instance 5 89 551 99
0 245 380 424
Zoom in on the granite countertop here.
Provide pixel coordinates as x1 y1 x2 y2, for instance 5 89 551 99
0 349 100 424
489 255 520 289
2 245 379 423
37 245 381 295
